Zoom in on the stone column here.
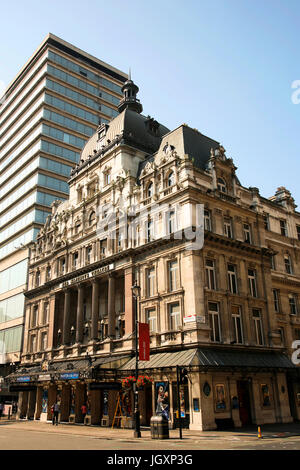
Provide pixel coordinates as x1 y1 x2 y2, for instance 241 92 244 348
108 274 116 338
75 383 86 423
48 294 56 350
60 384 71 422
228 378 242 427
76 285 84 344
124 268 134 336
251 379 264 425
63 289 71 345
91 280 99 340
17 391 29 419
47 384 57 421
189 373 217 431
27 390 37 419
34 387 43 420
90 389 101 425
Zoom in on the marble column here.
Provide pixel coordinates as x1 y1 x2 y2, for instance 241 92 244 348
91 280 99 340
76 284 84 344
63 289 71 345
108 274 116 338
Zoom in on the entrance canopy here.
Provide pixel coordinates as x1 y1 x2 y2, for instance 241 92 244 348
120 348 296 371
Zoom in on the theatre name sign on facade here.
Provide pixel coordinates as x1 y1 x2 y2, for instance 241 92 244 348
59 264 114 289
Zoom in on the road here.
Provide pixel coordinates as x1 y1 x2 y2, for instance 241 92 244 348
1 420 300 451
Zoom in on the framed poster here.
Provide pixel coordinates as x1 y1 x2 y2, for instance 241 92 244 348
261 384 271 407
42 389 48 413
193 398 200 412
155 382 169 420
215 384 226 411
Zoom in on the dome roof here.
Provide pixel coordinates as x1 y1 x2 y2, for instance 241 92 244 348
80 108 170 161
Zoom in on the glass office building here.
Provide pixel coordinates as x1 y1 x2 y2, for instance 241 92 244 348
0 34 126 391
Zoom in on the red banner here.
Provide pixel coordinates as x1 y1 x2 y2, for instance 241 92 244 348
139 323 150 361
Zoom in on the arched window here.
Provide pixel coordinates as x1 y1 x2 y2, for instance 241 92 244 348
168 171 175 187
147 182 153 198
75 219 81 234
217 178 227 193
89 211 96 226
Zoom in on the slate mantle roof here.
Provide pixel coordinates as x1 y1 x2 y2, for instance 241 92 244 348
120 348 296 371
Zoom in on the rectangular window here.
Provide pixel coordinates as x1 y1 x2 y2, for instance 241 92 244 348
167 210 176 234
228 264 238 294
224 218 233 238
146 219 154 242
243 223 252 243
271 254 276 270
0 259 28 294
263 214 270 230
168 260 179 292
42 303 49 325
169 303 181 330
73 252 78 269
61 258 66 275
289 294 298 315
278 327 285 345
31 306 38 328
205 259 216 290
248 269 257 297
272 289 280 313
280 220 288 237
86 246 92 263
208 302 221 342
0 326 22 353
296 225 300 241
41 332 48 351
232 305 243 344
146 308 156 333
0 294 24 324
146 267 155 297
253 309 264 345
204 210 211 231
284 255 292 274
30 335 37 353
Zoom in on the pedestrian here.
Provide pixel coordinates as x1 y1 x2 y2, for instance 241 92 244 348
52 401 60 426
81 403 87 424
0 403 3 419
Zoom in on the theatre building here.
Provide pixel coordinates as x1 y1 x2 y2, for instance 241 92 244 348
7 79 300 430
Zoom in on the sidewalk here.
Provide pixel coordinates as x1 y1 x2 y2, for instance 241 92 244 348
1 418 300 442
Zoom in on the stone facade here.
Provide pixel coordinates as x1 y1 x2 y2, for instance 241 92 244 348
9 79 300 430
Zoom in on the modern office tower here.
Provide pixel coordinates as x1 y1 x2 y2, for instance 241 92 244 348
0 33 127 392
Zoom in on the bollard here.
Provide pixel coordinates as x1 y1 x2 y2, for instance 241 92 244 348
258 426 262 439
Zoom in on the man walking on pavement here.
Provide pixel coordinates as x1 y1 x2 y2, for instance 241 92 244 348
52 401 60 426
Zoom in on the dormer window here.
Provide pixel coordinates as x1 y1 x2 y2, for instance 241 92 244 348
98 124 108 141
75 220 81 234
217 177 227 193
89 211 96 226
104 171 111 186
167 171 175 187
147 182 153 198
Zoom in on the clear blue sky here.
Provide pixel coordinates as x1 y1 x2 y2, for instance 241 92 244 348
1 0 300 205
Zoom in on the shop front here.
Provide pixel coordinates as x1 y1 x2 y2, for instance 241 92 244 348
6 347 298 430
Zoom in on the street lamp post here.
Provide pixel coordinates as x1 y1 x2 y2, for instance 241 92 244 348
132 280 141 438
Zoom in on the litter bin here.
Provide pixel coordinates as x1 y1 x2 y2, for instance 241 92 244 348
150 415 169 439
